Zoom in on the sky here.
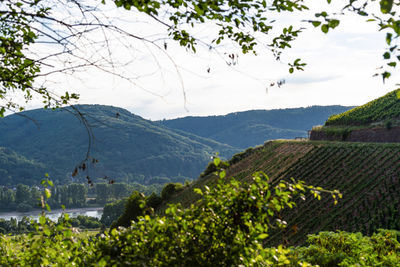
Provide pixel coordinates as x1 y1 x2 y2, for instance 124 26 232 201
28 0 400 120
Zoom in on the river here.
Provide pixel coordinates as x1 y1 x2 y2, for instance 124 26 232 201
0 207 103 222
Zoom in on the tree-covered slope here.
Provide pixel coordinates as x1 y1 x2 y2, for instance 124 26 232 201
326 89 400 126
0 105 239 185
161 140 400 245
0 147 47 185
159 105 353 148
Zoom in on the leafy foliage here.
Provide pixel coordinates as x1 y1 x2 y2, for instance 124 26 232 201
1 168 399 266
86 171 338 266
296 230 400 266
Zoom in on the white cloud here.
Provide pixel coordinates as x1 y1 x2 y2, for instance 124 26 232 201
20 1 400 120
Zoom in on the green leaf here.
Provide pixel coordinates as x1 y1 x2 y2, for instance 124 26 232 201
258 233 269 239
213 157 220 167
380 0 393 14
193 188 203 195
39 215 46 225
383 52 391 59
44 188 51 199
386 33 392 45
321 24 329 33
396 90 400 99
311 21 321 27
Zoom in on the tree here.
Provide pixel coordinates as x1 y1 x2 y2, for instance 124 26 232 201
1 0 399 118
15 184 30 204
112 190 147 228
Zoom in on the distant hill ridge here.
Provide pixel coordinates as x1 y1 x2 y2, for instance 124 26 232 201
0 105 238 185
159 105 353 149
0 104 353 186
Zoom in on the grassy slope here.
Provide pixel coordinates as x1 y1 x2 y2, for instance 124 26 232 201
160 140 400 245
325 89 400 126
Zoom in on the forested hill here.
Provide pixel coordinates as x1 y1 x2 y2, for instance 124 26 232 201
0 105 238 186
159 105 353 148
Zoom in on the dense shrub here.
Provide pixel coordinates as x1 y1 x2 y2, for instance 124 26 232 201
295 230 400 266
112 191 147 228
146 192 162 210
100 198 127 226
199 160 229 178
161 182 184 201
85 172 340 266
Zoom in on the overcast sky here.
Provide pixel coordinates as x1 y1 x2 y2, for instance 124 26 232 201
29 1 400 120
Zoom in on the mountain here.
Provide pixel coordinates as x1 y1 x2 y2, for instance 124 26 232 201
160 140 400 245
159 105 353 149
0 105 238 185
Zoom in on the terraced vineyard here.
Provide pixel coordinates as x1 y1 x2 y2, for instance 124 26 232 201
162 140 400 245
325 89 400 126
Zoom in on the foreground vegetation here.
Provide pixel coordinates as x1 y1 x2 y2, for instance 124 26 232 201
1 169 399 266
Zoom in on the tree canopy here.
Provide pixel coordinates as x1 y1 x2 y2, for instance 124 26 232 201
0 0 399 116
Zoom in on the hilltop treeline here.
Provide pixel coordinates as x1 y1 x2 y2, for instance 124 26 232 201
0 182 164 212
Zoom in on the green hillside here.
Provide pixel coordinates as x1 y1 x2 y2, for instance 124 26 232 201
160 105 353 148
160 140 400 245
326 89 400 126
0 105 238 185
0 147 47 185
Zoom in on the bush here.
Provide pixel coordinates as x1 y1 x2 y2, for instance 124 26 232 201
113 191 147 228
146 192 162 210
100 198 127 227
199 160 229 178
161 183 183 201
295 230 400 266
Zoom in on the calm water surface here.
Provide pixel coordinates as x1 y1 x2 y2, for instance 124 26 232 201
0 207 103 221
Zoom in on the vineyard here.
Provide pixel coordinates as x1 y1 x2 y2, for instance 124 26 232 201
325 89 400 126
165 140 400 245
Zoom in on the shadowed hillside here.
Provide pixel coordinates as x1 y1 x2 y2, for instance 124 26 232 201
0 105 238 185
159 105 353 148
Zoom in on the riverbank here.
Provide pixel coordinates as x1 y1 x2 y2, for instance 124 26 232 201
0 207 103 221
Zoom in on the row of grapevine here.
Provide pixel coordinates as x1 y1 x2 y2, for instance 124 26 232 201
265 142 400 245
325 89 400 126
